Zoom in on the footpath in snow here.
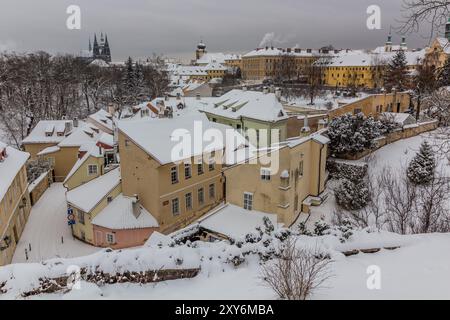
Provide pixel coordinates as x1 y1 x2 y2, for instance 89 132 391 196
12 183 99 263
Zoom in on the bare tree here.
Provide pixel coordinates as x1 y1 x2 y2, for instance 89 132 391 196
399 0 450 41
260 238 333 300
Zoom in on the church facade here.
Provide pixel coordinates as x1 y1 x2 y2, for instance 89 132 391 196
82 33 112 63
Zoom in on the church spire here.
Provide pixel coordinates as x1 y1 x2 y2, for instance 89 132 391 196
88 36 92 52
93 33 100 57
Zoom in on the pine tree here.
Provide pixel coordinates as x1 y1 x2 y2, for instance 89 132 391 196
438 57 450 88
384 50 409 92
123 57 135 103
407 141 436 185
133 62 146 102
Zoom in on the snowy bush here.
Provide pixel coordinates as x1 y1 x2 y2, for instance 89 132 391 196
326 159 368 181
334 178 370 211
407 141 436 185
26 158 52 183
328 113 383 156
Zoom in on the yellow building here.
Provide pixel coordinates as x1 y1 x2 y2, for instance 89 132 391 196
424 19 450 69
117 114 230 234
224 133 329 226
22 120 106 182
323 39 426 89
241 47 321 81
0 142 31 266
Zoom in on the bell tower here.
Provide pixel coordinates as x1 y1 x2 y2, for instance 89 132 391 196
196 40 207 60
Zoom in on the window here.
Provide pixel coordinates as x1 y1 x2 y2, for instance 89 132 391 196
87 164 98 176
106 233 115 244
198 188 205 205
172 198 180 216
208 162 215 171
78 210 85 225
261 168 271 181
107 196 113 203
125 139 130 147
209 183 215 199
244 192 253 210
185 193 192 210
197 163 204 175
171 166 178 184
184 163 192 179
299 161 304 177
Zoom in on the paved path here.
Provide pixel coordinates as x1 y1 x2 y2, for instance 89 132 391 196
12 183 99 263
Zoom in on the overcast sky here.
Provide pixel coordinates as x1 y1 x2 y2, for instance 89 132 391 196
0 0 438 62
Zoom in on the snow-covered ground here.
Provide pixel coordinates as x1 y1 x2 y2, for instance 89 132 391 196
12 183 100 263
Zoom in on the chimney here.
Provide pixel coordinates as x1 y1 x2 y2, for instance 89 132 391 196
0 147 6 162
275 87 282 100
108 103 116 115
73 117 79 128
98 145 102 155
300 114 311 137
132 194 141 219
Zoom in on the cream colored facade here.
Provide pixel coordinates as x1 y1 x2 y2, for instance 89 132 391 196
38 146 80 182
224 135 328 226
242 49 317 81
0 160 31 266
329 92 411 119
118 130 224 234
64 154 105 191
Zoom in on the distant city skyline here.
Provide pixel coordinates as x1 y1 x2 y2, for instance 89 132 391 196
0 0 438 62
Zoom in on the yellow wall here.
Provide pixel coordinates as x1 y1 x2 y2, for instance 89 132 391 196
23 143 56 160
64 155 105 191
242 55 316 80
224 138 327 226
329 92 411 119
118 131 224 234
0 166 32 266
39 147 80 182
69 183 121 245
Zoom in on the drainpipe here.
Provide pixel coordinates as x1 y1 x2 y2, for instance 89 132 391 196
317 144 325 196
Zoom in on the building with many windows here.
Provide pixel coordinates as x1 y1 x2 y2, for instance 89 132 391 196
0 142 31 266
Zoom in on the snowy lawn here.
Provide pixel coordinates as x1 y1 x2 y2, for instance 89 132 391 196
2 231 450 300
12 183 100 263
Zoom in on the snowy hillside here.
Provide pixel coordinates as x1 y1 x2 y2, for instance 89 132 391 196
1 230 450 299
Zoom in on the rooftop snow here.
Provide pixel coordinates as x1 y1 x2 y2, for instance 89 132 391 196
202 89 288 122
199 203 278 240
88 109 114 131
22 120 73 144
57 123 100 148
66 168 121 212
91 193 158 230
243 47 323 58
326 49 426 67
118 113 235 164
0 141 30 203
37 145 60 156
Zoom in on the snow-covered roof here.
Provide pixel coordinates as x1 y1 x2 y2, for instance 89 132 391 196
381 112 415 125
327 49 426 67
37 145 60 156
63 143 104 185
88 109 114 131
118 113 232 164
372 45 408 53
66 168 121 212
22 120 73 144
243 47 322 58
198 204 278 240
90 59 109 67
201 89 288 122
91 193 158 230
97 132 114 148
196 52 241 65
0 141 30 203
57 122 100 148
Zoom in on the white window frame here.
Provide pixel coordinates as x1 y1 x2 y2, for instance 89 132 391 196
87 164 98 176
184 163 192 179
172 198 180 216
171 166 178 184
209 183 215 199
244 192 253 210
260 168 271 181
185 192 192 211
78 210 85 225
198 188 205 205
106 233 115 244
